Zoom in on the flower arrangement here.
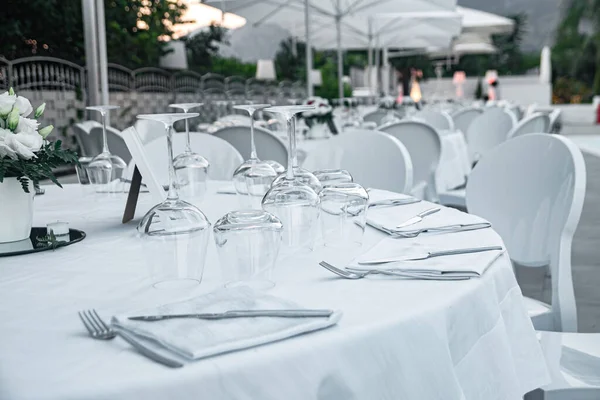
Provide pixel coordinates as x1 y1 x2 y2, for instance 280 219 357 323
378 96 397 110
301 96 333 124
0 88 78 193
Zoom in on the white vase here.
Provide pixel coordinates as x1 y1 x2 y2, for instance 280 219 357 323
306 122 331 140
0 178 34 243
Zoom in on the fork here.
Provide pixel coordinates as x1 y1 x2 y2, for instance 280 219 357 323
78 309 183 368
318 261 469 281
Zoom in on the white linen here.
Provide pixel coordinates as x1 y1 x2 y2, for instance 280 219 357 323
113 287 342 360
350 235 505 277
436 130 471 193
0 183 549 400
367 197 488 233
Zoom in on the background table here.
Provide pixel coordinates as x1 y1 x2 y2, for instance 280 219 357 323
0 183 548 400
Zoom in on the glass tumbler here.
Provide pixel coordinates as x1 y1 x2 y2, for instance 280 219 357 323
319 183 369 248
213 210 283 290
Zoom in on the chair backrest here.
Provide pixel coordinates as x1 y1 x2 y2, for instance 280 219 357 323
212 125 288 166
452 107 483 134
217 114 252 126
135 132 243 184
549 109 562 134
507 112 551 139
71 121 102 157
465 107 515 163
363 109 401 126
415 109 454 131
379 121 441 201
466 134 586 332
305 129 413 193
89 126 132 165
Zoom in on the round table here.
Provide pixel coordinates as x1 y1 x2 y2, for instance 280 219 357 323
0 183 549 400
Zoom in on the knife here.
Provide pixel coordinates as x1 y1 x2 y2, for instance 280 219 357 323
395 207 441 228
369 198 421 208
357 246 503 265
128 309 335 321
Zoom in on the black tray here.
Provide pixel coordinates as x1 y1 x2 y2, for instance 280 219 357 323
0 228 86 257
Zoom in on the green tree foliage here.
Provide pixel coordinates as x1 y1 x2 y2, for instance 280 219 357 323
0 0 186 68
185 24 229 71
552 0 600 97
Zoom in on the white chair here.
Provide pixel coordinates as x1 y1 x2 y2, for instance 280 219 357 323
507 113 551 139
464 107 516 164
135 132 243 184
549 109 562 134
452 107 483 134
379 121 441 201
89 126 132 165
212 125 288 166
217 114 252 125
466 134 586 332
415 109 454 131
304 129 413 193
363 110 401 127
525 332 600 399
71 121 102 157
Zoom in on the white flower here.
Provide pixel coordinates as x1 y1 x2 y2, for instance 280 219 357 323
15 117 40 134
0 92 16 117
15 96 33 117
0 130 42 160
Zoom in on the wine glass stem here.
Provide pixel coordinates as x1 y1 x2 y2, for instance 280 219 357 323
165 124 179 201
101 111 109 154
291 117 298 168
250 110 257 159
184 117 192 153
286 116 295 180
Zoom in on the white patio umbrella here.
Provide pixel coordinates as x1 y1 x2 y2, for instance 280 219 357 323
540 45 552 84
458 6 514 35
203 0 457 99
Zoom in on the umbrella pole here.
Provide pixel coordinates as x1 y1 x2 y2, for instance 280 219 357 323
95 0 110 124
367 36 373 94
82 0 100 115
336 15 344 101
305 0 313 96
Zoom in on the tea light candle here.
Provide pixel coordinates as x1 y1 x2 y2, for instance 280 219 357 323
47 221 69 242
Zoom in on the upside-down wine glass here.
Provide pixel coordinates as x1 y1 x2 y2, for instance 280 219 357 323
270 109 322 193
261 105 320 254
231 104 277 209
169 103 210 203
86 105 127 193
136 113 211 289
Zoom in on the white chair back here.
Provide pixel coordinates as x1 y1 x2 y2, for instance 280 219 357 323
465 107 515 163
549 109 562 134
135 132 243 184
452 107 483 134
305 129 413 193
415 109 454 131
212 125 288 166
89 126 132 165
507 112 551 139
72 121 102 157
217 114 252 125
379 121 441 201
363 110 401 126
134 119 166 145
466 134 586 332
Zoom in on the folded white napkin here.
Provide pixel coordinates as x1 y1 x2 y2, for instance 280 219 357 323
366 198 488 235
112 287 342 360
349 236 504 278
367 188 415 203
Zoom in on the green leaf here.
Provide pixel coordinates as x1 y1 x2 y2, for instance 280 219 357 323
18 177 30 193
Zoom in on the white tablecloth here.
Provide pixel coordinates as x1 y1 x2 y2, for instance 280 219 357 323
436 130 471 194
0 183 549 400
